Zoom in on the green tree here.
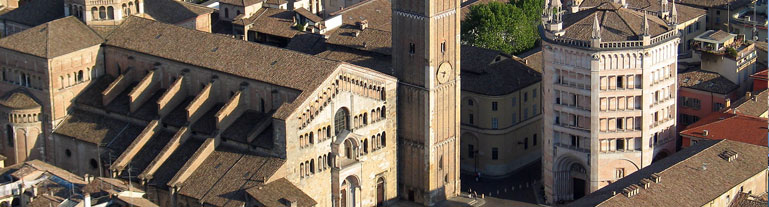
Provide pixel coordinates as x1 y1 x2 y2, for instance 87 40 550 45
461 0 542 55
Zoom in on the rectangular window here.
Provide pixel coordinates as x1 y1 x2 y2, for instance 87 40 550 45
512 112 517 124
617 76 624 88
571 135 578 147
533 104 537 115
524 137 529 149
533 89 537 98
524 108 529 120
512 97 517 107
533 134 537 146
469 114 474 125
491 118 498 129
468 144 474 158
524 92 528 102
492 102 498 111
713 103 725 112
616 138 625 150
492 148 498 160
441 41 446 54
409 43 415 55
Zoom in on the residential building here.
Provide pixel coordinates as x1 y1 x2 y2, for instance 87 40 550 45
749 69 767 91
677 0 756 32
680 112 768 147
729 0 766 42
541 0 679 203
723 89 768 118
693 30 758 94
460 45 543 177
569 139 768 207
676 68 739 132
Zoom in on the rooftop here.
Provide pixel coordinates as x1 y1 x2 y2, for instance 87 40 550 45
232 8 298 39
680 112 768 146
246 178 317 207
144 0 215 24
677 69 739 94
0 0 64 27
724 89 768 117
0 90 40 109
325 0 392 56
579 0 706 24
219 0 264 6
560 2 672 42
0 16 103 58
569 139 768 207
461 45 541 96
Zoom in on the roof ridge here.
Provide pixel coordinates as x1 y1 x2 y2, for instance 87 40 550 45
656 139 725 175
330 0 377 16
45 21 51 58
681 113 738 135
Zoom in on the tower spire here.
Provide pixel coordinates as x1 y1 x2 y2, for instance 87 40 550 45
592 14 601 39
643 11 649 36
670 1 678 25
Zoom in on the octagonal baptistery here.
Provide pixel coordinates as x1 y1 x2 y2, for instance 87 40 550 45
540 1 680 204
64 0 145 26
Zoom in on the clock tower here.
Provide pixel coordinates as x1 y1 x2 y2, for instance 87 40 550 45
392 0 461 205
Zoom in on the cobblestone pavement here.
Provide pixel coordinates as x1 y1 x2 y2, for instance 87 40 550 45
461 160 542 206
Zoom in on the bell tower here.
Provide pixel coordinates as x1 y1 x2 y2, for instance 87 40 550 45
392 0 461 205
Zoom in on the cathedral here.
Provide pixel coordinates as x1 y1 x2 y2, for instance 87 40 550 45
0 0 461 206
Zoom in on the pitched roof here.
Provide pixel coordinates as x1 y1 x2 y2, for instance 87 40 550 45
104 16 343 120
315 45 393 74
294 8 322 22
246 178 317 207
677 69 738 94
0 90 40 109
219 0 264 6
0 16 103 58
570 139 769 207
519 50 543 73
562 2 672 42
750 70 768 80
680 112 768 146
461 45 541 96
144 0 214 24
233 8 298 38
725 89 768 117
53 109 141 145
0 0 64 27
579 0 705 23
176 146 285 207
326 0 392 55
676 0 752 9
729 192 768 207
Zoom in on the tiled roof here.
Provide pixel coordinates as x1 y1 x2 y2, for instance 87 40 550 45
0 0 63 27
177 146 285 207
294 8 322 22
680 112 768 146
0 90 39 109
579 0 705 23
53 109 138 144
220 0 264 6
315 45 393 75
246 178 317 207
676 0 752 9
326 0 392 55
726 89 768 117
285 33 328 55
233 8 298 38
104 16 344 120
144 0 214 24
0 16 103 58
562 2 672 42
461 45 541 96
519 50 543 73
750 70 768 80
570 139 768 207
677 69 738 94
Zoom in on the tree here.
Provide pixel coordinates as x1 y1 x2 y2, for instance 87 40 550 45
461 0 542 55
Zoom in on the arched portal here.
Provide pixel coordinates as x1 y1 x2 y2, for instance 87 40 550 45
554 156 588 203
376 177 385 206
340 175 361 207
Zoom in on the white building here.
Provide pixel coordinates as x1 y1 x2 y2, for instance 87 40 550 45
540 0 679 204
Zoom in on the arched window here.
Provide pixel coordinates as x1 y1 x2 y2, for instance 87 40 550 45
363 113 368 125
99 6 106 20
344 140 352 159
134 0 140 13
381 132 386 147
107 6 114 19
304 161 310 176
77 70 84 82
122 4 127 16
310 159 315 174
91 7 98 20
308 132 314 144
127 2 133 15
326 125 331 138
318 156 323 171
300 163 304 177
381 106 386 118
363 138 369 153
299 135 303 147
6 125 13 147
335 108 350 135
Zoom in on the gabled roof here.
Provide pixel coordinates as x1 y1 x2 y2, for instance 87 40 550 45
0 16 102 58
144 0 215 24
326 0 392 55
104 16 344 120
0 0 64 27
750 70 767 80
680 112 768 147
570 139 768 207
725 89 768 117
233 8 298 38
562 2 672 42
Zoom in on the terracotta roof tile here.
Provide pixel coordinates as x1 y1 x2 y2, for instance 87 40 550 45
0 0 64 27
678 69 738 94
579 0 705 23
562 3 672 42
233 8 298 38
246 178 317 207
680 112 768 146
220 0 264 6
294 8 322 22
0 16 103 58
461 45 541 96
144 0 214 24
570 139 769 206
726 89 768 117
0 90 39 109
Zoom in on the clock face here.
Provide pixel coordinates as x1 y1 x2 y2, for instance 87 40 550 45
437 62 452 84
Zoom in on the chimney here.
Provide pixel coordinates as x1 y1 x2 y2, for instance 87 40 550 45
357 20 368 30
746 91 752 99
622 184 641 197
703 130 709 136
719 150 739 162
701 163 708 170
353 31 360 37
725 98 731 108
84 193 92 207
280 198 297 207
650 173 661 183
640 178 653 189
